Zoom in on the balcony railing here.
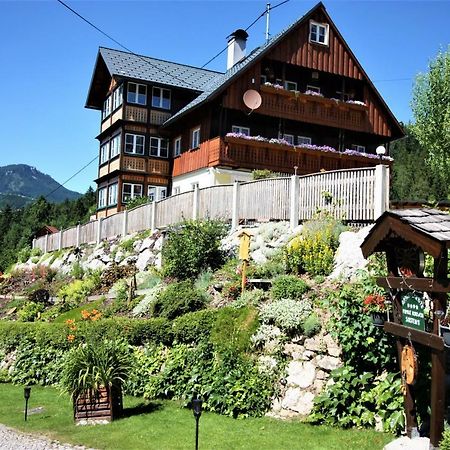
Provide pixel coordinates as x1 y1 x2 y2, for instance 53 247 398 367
259 85 370 133
121 155 170 176
172 136 388 177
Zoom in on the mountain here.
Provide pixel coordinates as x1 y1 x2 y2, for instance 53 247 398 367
0 164 82 209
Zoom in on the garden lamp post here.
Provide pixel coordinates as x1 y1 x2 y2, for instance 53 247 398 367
376 145 386 163
192 397 202 450
24 386 31 421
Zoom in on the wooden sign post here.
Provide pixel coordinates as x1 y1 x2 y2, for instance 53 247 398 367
239 231 251 293
361 209 450 449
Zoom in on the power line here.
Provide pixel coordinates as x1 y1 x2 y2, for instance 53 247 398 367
201 0 290 69
44 154 98 199
56 0 203 91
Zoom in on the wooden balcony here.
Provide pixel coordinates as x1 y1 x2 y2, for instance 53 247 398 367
259 85 370 133
172 136 389 177
121 155 169 176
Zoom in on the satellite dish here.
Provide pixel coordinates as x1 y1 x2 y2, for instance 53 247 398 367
243 90 262 114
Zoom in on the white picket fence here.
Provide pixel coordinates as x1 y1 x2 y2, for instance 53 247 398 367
33 165 389 253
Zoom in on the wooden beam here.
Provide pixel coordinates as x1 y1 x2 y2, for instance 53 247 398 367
383 322 444 351
377 277 450 292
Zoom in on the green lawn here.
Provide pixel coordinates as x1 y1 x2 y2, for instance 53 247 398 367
0 384 393 450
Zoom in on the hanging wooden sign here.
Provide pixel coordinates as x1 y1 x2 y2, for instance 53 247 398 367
401 292 425 331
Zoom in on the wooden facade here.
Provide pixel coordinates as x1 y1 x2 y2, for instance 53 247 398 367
86 2 403 215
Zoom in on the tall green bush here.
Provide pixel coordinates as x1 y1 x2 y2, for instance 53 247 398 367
162 219 228 280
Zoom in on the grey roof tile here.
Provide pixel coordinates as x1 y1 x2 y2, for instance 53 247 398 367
99 47 222 92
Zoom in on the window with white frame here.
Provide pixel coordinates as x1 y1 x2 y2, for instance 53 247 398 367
98 187 107 208
285 81 297 91
112 85 123 110
351 144 366 153
107 183 118 205
110 134 121 158
191 127 200 148
173 137 181 157
278 133 294 145
306 85 321 94
152 87 171 109
231 125 250 136
260 74 267 84
309 21 329 45
150 137 168 158
122 183 143 203
125 133 145 155
102 96 111 120
100 142 109 164
298 136 312 146
147 185 167 202
127 82 147 105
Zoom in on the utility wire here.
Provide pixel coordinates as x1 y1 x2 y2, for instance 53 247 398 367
201 0 290 68
56 0 205 91
44 154 98 199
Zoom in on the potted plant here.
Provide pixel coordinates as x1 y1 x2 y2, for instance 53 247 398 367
60 339 132 424
363 294 388 327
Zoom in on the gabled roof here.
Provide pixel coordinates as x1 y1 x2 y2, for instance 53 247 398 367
361 209 450 259
163 2 403 138
86 47 222 109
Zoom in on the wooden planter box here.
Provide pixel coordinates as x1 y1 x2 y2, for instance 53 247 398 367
74 385 123 424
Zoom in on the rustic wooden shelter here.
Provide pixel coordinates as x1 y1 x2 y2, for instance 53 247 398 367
361 208 450 448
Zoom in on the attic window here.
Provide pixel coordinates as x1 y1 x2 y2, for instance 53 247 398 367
309 21 329 45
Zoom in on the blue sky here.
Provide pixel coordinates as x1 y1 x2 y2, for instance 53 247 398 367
0 1 449 194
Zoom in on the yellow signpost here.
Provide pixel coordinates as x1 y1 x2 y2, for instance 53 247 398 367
239 231 251 293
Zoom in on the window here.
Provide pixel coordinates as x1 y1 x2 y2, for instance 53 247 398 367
231 125 250 136
173 137 181 157
173 186 181 195
278 133 294 145
108 183 118 206
147 185 167 202
309 21 329 45
298 136 312 146
306 85 321 94
127 83 147 105
122 183 143 203
112 85 123 110
285 81 297 91
110 134 121 158
351 144 366 153
336 91 351 101
100 142 109 164
98 187 107 208
150 137 168 158
191 127 200 148
260 74 267 84
125 133 145 155
152 87 171 109
102 96 111 120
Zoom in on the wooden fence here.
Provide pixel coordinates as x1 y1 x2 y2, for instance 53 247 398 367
33 166 388 253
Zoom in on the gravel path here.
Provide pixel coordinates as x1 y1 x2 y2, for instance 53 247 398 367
0 424 95 450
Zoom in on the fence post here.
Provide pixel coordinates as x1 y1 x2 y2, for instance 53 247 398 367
192 185 200 220
122 210 128 236
44 234 49 254
96 218 103 244
151 201 157 233
231 181 240 230
76 224 81 247
289 175 300 230
58 230 63 251
374 164 389 219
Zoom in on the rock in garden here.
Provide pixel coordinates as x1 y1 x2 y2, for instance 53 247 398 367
136 249 153 272
383 436 430 450
304 337 322 352
282 389 315 415
286 361 316 388
317 355 341 371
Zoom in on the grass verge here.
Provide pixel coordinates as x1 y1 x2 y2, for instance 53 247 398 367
0 384 393 450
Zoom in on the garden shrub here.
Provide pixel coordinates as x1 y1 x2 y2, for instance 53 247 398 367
247 254 286 279
162 219 228 280
440 429 450 450
27 288 50 305
210 306 259 354
17 246 31 263
17 301 45 322
152 281 208 320
230 288 268 309
250 324 284 353
260 298 312 333
311 366 404 434
31 247 42 258
270 275 309 300
56 275 100 312
285 214 346 276
303 312 321 337
70 261 85 280
172 309 217 344
131 284 164 317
